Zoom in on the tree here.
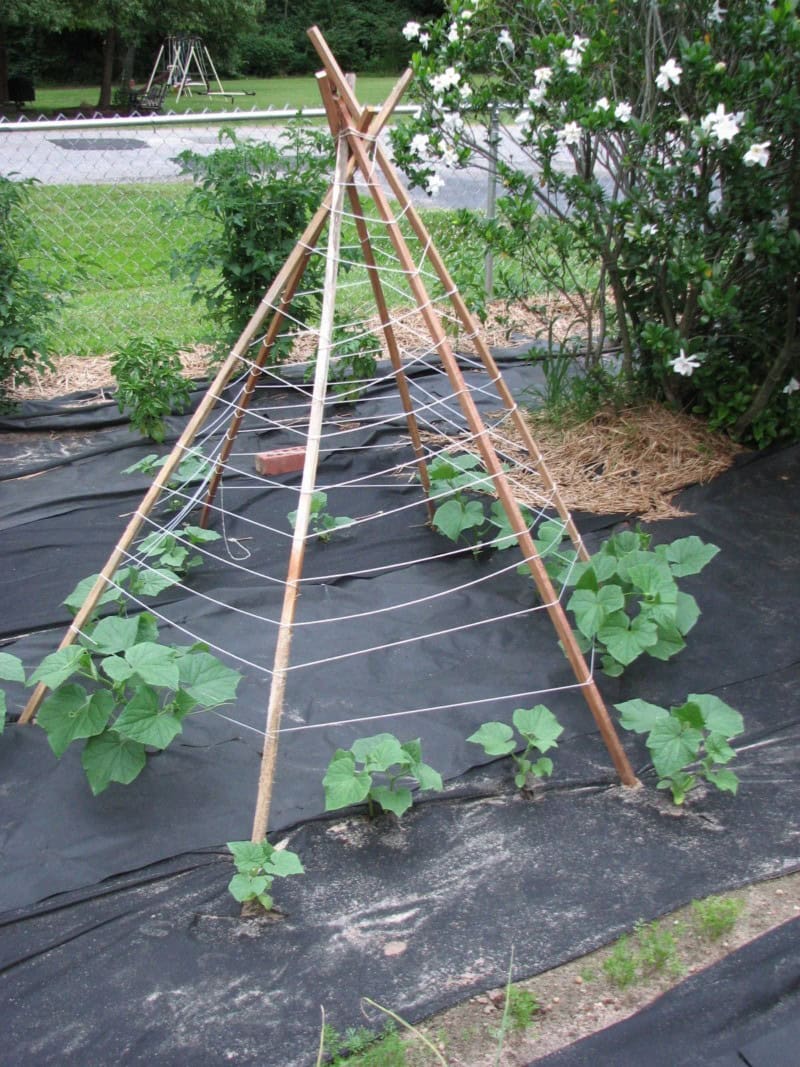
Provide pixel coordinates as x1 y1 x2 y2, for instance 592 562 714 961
0 0 71 104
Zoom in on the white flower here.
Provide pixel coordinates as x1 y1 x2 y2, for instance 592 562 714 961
440 142 458 167
743 141 770 167
709 1 726 24
460 7 474 21
670 350 702 376
744 241 756 262
426 172 445 196
714 61 727 73
572 35 589 52
459 81 473 100
615 101 633 123
534 66 553 85
430 67 461 94
558 121 583 147
528 85 547 107
447 23 460 43
772 209 789 232
498 28 514 50
402 21 421 41
516 109 532 127
642 223 658 237
419 32 430 49
561 47 583 72
656 58 683 91
594 96 611 112
783 377 800 395
410 133 431 159
701 103 742 143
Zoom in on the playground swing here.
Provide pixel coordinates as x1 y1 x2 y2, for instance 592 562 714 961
145 34 256 103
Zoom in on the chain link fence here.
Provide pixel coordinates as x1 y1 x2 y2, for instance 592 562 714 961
0 110 393 359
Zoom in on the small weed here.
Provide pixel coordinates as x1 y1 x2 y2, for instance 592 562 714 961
507 986 539 1031
692 895 745 940
579 966 598 982
111 336 193 442
322 1022 407 1066
602 934 638 989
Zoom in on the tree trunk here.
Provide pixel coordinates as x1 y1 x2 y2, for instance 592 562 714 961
98 25 117 110
0 25 9 106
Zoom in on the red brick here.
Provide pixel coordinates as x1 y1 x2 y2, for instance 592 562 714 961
254 447 307 476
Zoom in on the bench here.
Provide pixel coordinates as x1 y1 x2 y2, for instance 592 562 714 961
127 82 169 114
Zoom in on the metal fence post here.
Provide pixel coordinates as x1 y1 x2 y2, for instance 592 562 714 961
485 104 500 300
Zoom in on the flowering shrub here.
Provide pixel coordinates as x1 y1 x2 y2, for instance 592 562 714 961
393 0 800 446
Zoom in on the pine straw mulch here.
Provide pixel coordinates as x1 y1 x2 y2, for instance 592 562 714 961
422 404 745 521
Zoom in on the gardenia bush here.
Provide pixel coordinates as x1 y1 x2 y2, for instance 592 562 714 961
393 0 800 447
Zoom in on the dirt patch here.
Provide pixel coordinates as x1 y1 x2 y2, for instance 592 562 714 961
400 871 800 1065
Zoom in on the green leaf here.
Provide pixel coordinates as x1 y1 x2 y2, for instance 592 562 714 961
591 553 619 583
600 615 657 665
128 567 181 597
648 718 704 778
530 756 554 778
63 572 127 614
466 721 516 756
114 686 183 749
615 698 668 734
513 705 563 753
323 751 372 810
136 613 160 644
177 651 241 707
414 762 443 792
171 689 198 722
625 561 677 602
705 733 737 765
672 701 705 729
351 733 407 773
101 655 134 684
688 694 744 738
228 872 270 903
38 685 115 757
265 848 304 878
665 537 719 577
182 525 222 545
370 785 413 817
646 620 686 661
400 738 422 765
125 643 180 689
88 616 140 654
675 592 701 635
703 767 739 795
535 520 566 556
28 647 92 689
227 840 271 873
0 652 25 683
433 498 486 542
601 655 625 677
568 585 624 638
81 730 147 794
658 771 696 805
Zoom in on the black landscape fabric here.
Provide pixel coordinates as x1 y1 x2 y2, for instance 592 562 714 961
0 355 798 1064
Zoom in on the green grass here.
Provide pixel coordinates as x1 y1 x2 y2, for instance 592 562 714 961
29 182 217 356
20 76 405 117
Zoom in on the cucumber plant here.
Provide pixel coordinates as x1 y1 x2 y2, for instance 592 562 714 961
614 693 743 804
288 490 353 542
226 839 304 912
0 652 26 733
467 705 564 789
323 733 443 817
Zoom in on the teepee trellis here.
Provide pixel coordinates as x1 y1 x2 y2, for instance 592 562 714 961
21 30 639 832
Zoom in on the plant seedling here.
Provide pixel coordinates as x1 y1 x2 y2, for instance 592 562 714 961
323 733 443 817
111 336 193 442
692 895 745 940
507 987 539 1031
0 652 26 733
136 524 221 579
226 839 304 912
467 705 563 789
615 693 743 804
288 491 352 542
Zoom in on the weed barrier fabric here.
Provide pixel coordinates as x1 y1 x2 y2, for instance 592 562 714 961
0 360 798 1062
533 915 800 1067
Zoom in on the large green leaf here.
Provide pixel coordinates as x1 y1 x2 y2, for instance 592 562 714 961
664 536 720 577
114 686 183 749
414 762 444 792
38 685 115 757
28 647 91 689
323 751 372 810
433 498 486 543
81 730 147 794
177 651 241 707
89 616 140 655
625 561 677 602
182 525 222 545
705 733 737 765
228 872 270 903
63 571 128 614
689 693 744 738
128 567 181 598
568 585 625 639
0 652 25 683
600 614 657 665
513 705 563 752
648 718 703 778
703 767 739 795
135 613 160 644
265 848 305 878
615 698 668 734
647 620 686 661
227 840 271 873
125 643 180 689
350 733 407 773
370 785 413 817
674 592 701 635
466 721 516 756
101 655 134 684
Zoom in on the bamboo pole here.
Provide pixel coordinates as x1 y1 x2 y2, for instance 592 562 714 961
304 38 637 785
249 84 350 844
